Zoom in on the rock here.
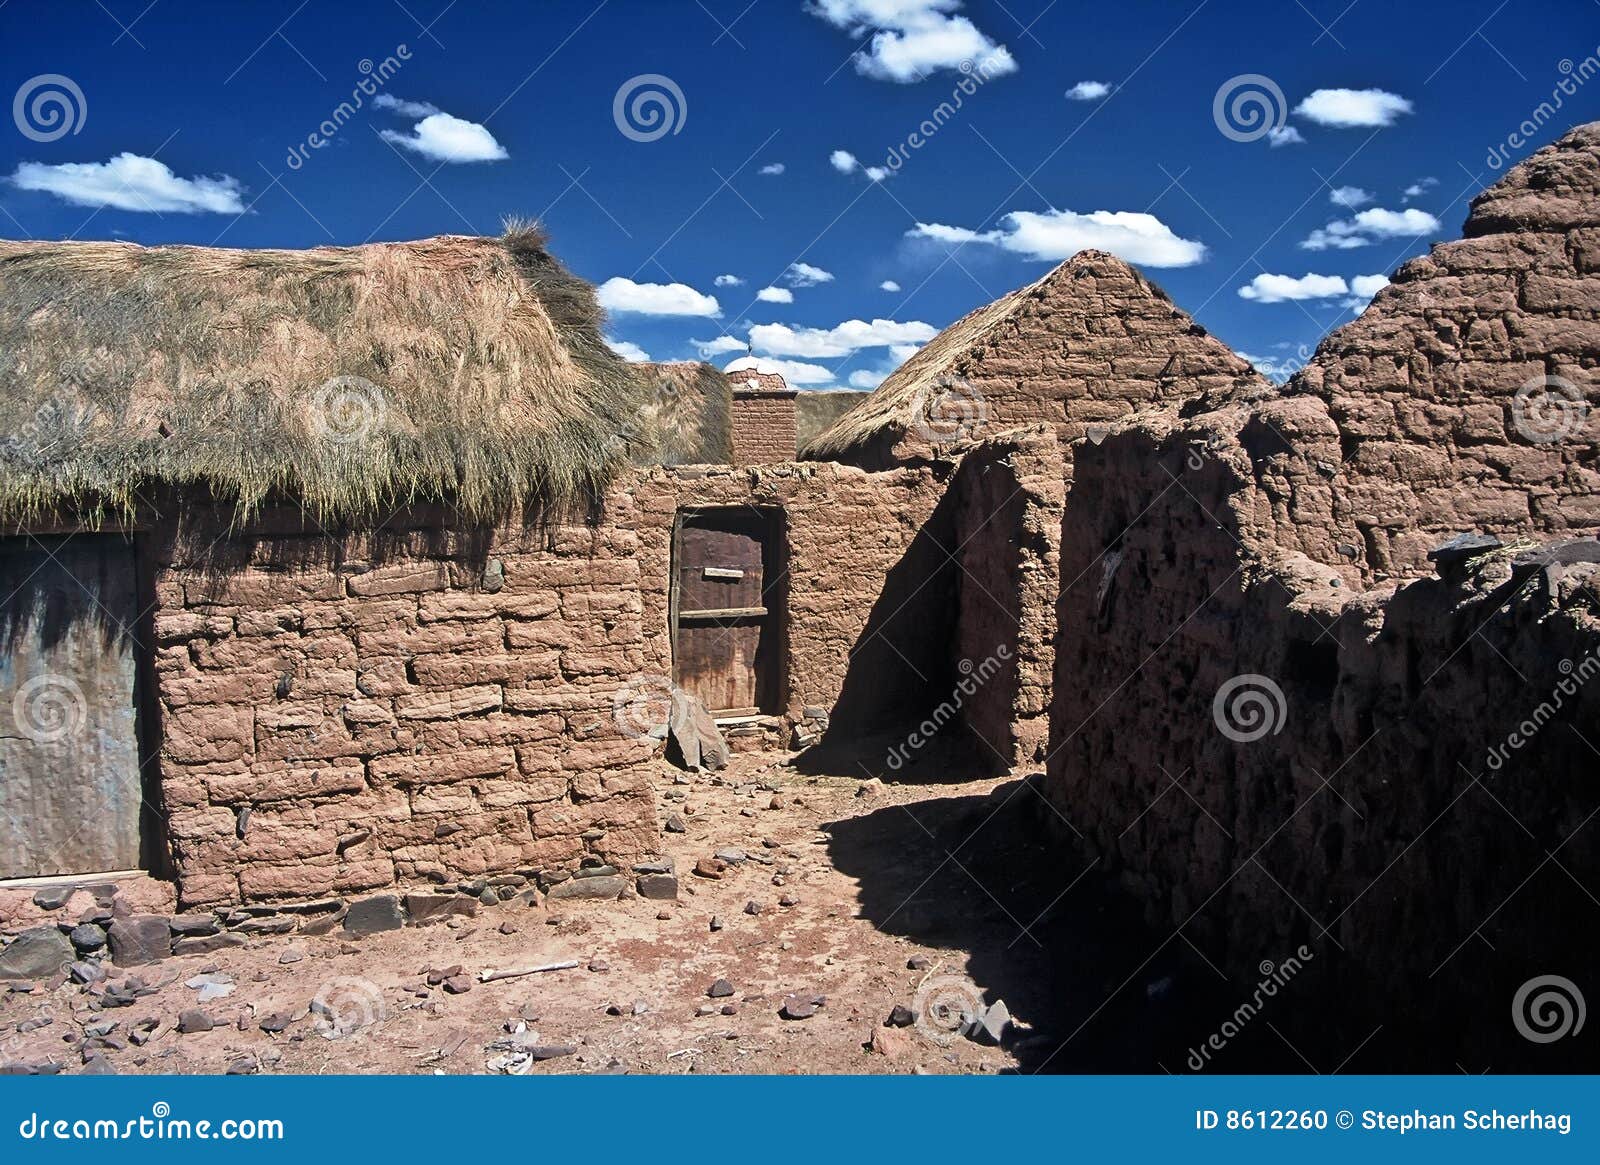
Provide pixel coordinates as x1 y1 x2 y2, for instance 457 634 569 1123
693 857 726 880
743 900 763 916
81 1053 117 1075
707 978 735 998
167 914 220 937
225 1056 260 1076
343 895 405 936
68 924 107 954
856 778 884 799
963 999 1011 1046
664 813 687 833
696 1004 717 1017
442 975 472 995
778 893 798 907
404 892 478 925
780 992 826 1020
172 933 247 956
631 1000 649 1016
106 916 171 967
31 886 75 911
498 921 519 935
721 1003 738 1016
278 947 304 965
709 915 723 931
545 875 625 901
636 873 679 901
632 858 675 875
714 848 748 865
587 958 610 972
1428 532 1503 572
907 956 930 970
425 965 463 986
0 927 74 979
886 1004 916 1027
870 1026 912 1057
572 865 618 880
259 1013 294 1034
68 960 105 985
769 795 784 810
185 972 235 1003
177 1009 214 1034
528 1044 577 1060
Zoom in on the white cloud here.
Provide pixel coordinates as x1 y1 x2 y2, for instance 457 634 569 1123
1349 274 1390 298
785 261 835 287
830 149 858 173
724 354 835 386
1237 273 1349 303
907 207 1207 267
880 279 902 292
1300 206 1441 250
693 335 749 357
1329 185 1372 208
372 94 440 119
1267 125 1305 147
1065 80 1112 101
606 338 651 362
1238 350 1304 383
379 111 508 163
849 369 889 388
1402 176 1438 201
596 277 720 317
1294 88 1413 128
714 273 744 287
759 162 785 175
756 286 794 304
10 152 245 213
749 318 937 358
809 0 1017 83
889 342 923 363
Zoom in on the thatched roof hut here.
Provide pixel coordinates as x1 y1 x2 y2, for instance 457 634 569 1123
631 361 732 465
0 223 646 525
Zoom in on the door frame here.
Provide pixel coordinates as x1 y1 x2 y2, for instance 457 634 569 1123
669 505 787 717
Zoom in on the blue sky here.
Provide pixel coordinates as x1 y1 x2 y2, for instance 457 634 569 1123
2 0 1597 388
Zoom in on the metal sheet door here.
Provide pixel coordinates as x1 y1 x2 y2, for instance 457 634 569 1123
0 535 145 877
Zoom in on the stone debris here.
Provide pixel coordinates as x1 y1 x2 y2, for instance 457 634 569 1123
707 978 735 998
962 999 1011 1046
667 688 730 773
176 1009 215 1034
0 927 74 980
886 1004 916 1028
185 972 235 1003
106 917 171 967
780 992 826 1021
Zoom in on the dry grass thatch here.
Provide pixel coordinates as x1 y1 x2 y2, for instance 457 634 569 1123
0 221 646 524
795 389 871 452
631 361 732 465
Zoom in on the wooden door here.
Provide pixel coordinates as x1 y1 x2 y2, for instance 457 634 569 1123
673 511 777 715
0 535 146 877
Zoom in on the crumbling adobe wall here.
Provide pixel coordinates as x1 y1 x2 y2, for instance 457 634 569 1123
1047 402 1600 1068
946 426 1065 767
147 498 661 909
634 462 953 738
1297 124 1600 577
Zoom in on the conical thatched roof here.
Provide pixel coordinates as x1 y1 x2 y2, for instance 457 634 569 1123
803 250 1263 466
632 361 732 465
0 223 646 524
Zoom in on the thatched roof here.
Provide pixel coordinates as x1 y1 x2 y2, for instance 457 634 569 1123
0 224 646 524
796 389 870 451
803 250 1261 465
632 361 732 465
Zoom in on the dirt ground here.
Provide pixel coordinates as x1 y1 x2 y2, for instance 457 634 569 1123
4 748 1139 1076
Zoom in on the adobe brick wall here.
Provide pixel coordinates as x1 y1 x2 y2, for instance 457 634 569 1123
146 498 662 909
730 391 798 465
635 462 953 737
